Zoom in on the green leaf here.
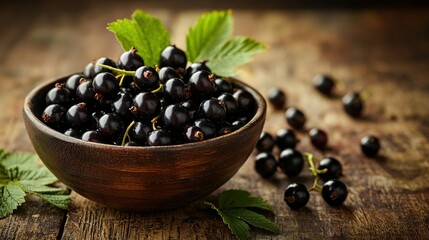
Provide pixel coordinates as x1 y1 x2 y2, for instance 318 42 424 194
0 149 9 160
18 168 57 186
226 208 280 234
207 36 267 77
186 10 233 63
218 210 250 240
21 185 69 195
218 189 273 212
30 192 71 210
1 151 39 170
107 10 170 67
0 182 26 218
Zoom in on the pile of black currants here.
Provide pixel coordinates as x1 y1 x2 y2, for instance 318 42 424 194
40 45 257 146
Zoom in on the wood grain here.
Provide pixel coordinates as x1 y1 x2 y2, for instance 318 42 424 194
1 1 429 239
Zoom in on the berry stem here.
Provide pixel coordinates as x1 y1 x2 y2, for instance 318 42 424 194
151 83 164 94
119 74 126 87
303 152 327 177
121 120 136 146
151 115 160 130
308 176 323 192
98 64 135 75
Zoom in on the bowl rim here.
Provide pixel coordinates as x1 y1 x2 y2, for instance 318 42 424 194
23 75 266 151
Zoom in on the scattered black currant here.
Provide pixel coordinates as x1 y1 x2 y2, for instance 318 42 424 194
317 157 343 181
321 179 348 206
342 92 363 117
285 107 306 129
275 128 297 150
309 128 328 149
256 132 276 152
118 47 144 71
284 183 310 209
254 152 278 179
313 74 335 96
267 87 286 109
159 45 188 71
360 135 380 157
278 149 304 177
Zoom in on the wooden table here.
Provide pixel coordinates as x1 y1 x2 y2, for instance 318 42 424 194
1 1 428 239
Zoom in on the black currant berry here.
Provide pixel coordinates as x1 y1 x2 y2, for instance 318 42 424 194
254 152 278 179
93 72 119 98
184 62 211 82
76 80 95 103
256 132 275 152
130 92 161 122
159 45 187 71
81 130 105 143
45 83 72 106
194 118 216 139
181 100 198 120
309 128 328 149
284 183 310 210
267 87 286 109
360 135 380 157
129 121 151 145
64 128 82 138
313 74 335 96
93 57 117 75
147 129 173 146
318 157 343 181
322 179 348 206
217 121 233 136
118 47 144 71
83 62 95 79
233 89 256 117
97 113 124 140
41 104 66 129
158 66 180 83
65 74 84 92
111 92 133 119
134 66 160 90
198 98 226 122
185 126 205 142
215 78 233 95
278 149 304 177
189 70 216 97
66 102 91 128
217 93 237 119
285 107 305 129
163 78 190 102
162 104 189 130
275 128 297 150
342 92 363 117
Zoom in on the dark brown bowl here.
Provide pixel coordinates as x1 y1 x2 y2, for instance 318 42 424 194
23 76 266 211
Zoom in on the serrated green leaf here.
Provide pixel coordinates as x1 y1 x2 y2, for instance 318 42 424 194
219 189 273 212
0 182 26 218
107 10 170 67
31 192 71 210
226 208 279 234
186 10 233 63
218 210 250 240
1 152 39 170
0 149 9 161
18 168 57 186
207 36 267 77
21 185 69 195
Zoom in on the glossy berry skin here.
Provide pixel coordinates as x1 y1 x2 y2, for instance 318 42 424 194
147 129 173 146
46 83 72 106
215 78 233 95
342 92 363 117
64 128 82 138
181 100 198 120
217 121 233 136
159 45 187 71
129 121 151 145
93 57 117 75
83 62 95 79
309 128 328 149
134 66 160 90
285 107 305 129
217 93 237 119
194 118 216 139
313 74 335 95
162 104 190 130
256 132 275 152
267 87 286 109
233 89 256 116
130 92 160 122
275 128 297 150
66 103 91 128
93 72 119 98
184 62 211 82
322 179 348 206
65 74 84 92
97 113 124 140
185 126 205 142
163 78 189 102
41 104 66 129
318 157 343 181
198 98 226 122
118 47 144 71
284 183 310 209
360 135 380 157
189 70 216 97
254 152 278 179
81 130 104 143
278 149 304 177
76 80 95 103
158 66 180 83
111 92 133 119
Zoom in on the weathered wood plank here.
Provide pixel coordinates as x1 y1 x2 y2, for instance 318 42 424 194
0 1 428 239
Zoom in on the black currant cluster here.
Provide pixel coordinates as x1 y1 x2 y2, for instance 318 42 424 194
254 129 348 209
40 45 256 146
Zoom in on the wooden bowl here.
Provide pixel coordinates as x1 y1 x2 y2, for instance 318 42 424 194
23 76 266 211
